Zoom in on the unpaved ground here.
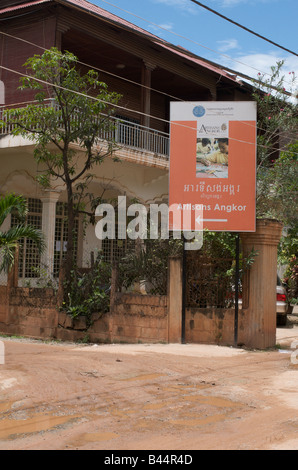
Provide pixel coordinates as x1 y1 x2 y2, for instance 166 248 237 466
0 319 298 451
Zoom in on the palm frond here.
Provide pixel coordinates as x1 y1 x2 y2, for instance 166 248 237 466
0 193 28 226
0 245 17 273
0 224 45 273
0 225 45 252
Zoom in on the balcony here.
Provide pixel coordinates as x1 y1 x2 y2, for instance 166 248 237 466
0 101 170 162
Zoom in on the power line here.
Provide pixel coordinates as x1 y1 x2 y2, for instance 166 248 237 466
0 28 295 103
0 63 297 158
0 28 297 142
98 0 296 88
190 0 298 58
0 31 182 104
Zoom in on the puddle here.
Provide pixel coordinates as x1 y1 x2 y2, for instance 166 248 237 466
69 431 118 448
144 402 166 411
182 396 243 408
170 414 226 427
110 408 135 418
0 413 79 440
0 402 13 413
161 384 210 393
78 432 117 442
116 373 165 381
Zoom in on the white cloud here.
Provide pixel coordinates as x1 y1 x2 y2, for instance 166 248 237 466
232 53 298 79
217 38 240 52
220 0 249 6
211 0 274 7
152 0 198 14
221 52 298 99
149 21 174 34
158 22 175 31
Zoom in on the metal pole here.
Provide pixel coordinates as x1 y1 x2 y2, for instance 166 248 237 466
181 237 187 344
234 233 240 347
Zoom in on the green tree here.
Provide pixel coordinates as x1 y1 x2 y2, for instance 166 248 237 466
1 47 121 292
0 193 45 273
252 61 298 220
253 63 297 300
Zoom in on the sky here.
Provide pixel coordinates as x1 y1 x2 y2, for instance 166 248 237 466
91 0 298 94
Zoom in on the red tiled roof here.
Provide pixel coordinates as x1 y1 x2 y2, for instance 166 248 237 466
0 0 241 84
0 1 50 14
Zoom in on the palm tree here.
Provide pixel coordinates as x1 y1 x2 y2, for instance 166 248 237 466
0 193 45 273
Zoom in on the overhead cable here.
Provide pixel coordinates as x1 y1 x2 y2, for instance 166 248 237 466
190 0 298 58
0 63 297 157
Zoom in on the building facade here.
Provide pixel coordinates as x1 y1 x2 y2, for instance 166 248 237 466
0 0 254 285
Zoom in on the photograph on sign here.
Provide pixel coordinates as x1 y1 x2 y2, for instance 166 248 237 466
169 101 257 233
196 137 229 179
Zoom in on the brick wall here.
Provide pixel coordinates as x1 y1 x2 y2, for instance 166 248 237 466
185 307 246 346
0 286 247 346
0 285 253 348
0 287 58 339
0 287 169 344
56 293 168 344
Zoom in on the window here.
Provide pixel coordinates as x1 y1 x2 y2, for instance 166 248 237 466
11 198 42 278
101 208 135 263
53 202 79 276
102 237 134 264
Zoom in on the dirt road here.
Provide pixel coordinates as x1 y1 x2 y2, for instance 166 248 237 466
0 322 298 451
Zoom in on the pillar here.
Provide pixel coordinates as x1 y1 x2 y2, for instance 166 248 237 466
167 255 183 343
40 190 61 278
141 61 156 129
240 219 283 349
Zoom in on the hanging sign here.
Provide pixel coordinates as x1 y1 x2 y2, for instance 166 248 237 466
169 101 257 232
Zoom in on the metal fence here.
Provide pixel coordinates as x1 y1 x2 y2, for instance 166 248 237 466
185 252 237 309
0 101 170 158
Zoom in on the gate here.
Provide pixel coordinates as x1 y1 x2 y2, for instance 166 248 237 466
185 252 236 309
183 234 242 346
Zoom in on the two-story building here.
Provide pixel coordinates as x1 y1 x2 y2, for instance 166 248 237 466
0 0 255 285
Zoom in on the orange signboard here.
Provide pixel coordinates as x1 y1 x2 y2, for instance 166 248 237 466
169 102 257 232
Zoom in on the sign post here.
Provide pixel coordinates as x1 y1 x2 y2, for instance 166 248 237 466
169 101 257 233
169 101 257 345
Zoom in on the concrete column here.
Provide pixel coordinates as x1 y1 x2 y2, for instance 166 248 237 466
240 219 283 349
0 213 10 287
40 191 61 278
167 255 183 343
141 61 156 129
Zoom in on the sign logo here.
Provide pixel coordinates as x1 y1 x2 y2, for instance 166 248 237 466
193 105 205 118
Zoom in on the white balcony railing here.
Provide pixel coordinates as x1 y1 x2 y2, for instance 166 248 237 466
0 101 170 159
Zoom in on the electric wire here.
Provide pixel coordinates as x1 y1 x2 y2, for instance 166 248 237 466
0 30 182 104
0 7 297 147
0 29 297 142
190 0 298 58
0 28 295 104
1 0 297 93
0 62 297 158
98 0 297 88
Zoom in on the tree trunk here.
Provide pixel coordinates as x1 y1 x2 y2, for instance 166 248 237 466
59 181 76 302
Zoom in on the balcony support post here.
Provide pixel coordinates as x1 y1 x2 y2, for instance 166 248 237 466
141 61 156 130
